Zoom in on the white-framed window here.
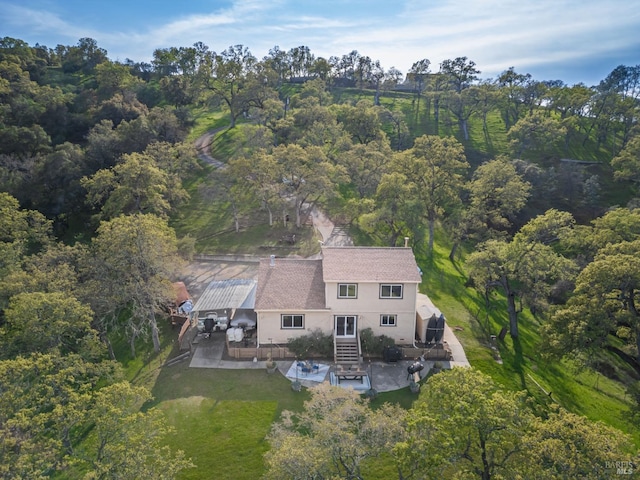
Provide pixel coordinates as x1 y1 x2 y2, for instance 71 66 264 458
338 283 358 298
380 284 403 298
380 314 397 326
281 314 304 329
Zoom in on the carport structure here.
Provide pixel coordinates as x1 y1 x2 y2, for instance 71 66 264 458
192 279 257 330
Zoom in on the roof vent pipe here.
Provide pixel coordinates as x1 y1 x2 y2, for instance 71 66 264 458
404 237 409 248
270 255 276 267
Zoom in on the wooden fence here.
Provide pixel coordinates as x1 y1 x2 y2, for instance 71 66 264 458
226 344 294 360
225 343 452 361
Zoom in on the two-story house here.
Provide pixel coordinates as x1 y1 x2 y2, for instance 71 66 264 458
254 246 422 356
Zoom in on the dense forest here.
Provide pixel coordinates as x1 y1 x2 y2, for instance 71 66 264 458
1 36 640 478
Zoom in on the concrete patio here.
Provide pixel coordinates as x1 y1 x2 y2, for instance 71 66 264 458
187 321 470 393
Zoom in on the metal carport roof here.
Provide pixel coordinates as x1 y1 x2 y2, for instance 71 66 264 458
192 279 257 313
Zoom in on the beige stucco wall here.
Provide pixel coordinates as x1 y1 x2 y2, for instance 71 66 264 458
325 281 419 343
349 311 416 343
325 281 417 311
256 310 331 345
256 283 419 345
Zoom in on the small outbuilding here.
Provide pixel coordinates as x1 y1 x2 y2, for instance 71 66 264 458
416 293 444 344
170 281 193 326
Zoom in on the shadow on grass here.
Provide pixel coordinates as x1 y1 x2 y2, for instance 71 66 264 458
512 337 526 389
147 361 310 419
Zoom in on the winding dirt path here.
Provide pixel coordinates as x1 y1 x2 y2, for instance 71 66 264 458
194 127 227 169
194 128 353 247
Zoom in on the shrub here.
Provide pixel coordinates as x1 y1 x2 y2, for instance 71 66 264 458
287 329 333 358
359 328 395 356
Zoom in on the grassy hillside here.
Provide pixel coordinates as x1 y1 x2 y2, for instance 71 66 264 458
417 230 637 444
174 88 638 425
329 86 628 176
146 88 639 477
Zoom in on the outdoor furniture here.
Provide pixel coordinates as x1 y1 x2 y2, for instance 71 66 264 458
297 360 319 376
297 361 310 376
336 365 367 383
230 317 256 330
214 316 228 331
226 327 244 343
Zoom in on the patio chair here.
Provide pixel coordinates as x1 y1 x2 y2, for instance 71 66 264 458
297 361 312 376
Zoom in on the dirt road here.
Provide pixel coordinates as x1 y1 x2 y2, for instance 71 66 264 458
194 127 226 169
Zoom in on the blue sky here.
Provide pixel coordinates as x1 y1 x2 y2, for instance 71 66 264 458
2 0 639 86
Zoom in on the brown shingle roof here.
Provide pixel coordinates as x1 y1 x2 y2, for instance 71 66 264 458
255 258 326 310
321 247 422 283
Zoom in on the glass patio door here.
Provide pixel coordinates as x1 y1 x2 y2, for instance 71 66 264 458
335 315 357 338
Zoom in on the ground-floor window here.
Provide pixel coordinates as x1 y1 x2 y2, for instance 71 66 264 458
281 314 304 329
380 314 397 326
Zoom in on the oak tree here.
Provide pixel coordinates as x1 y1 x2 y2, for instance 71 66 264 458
265 383 405 480
448 156 531 260
78 382 194 479
82 151 181 220
0 353 120 479
87 214 181 355
507 111 566 159
545 238 640 362
1 292 102 360
391 135 468 253
467 210 576 338
395 368 532 480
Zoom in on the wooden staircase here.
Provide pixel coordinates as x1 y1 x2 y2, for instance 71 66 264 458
334 335 362 365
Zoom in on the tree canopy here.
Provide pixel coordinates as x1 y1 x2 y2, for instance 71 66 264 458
1 35 640 479
265 370 636 480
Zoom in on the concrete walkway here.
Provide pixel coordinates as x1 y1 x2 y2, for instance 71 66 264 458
188 333 421 391
443 323 471 368
187 324 470 392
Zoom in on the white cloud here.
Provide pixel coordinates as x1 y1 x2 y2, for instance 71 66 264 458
1 3 99 42
316 0 640 81
1 0 638 84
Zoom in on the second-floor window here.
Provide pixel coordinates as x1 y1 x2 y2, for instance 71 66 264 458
338 283 357 298
281 314 304 329
380 284 403 298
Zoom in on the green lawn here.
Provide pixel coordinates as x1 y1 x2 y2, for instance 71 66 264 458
415 229 638 445
159 397 276 480
143 351 419 479
151 366 296 479
140 96 640 479
146 362 306 479
133 222 637 479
